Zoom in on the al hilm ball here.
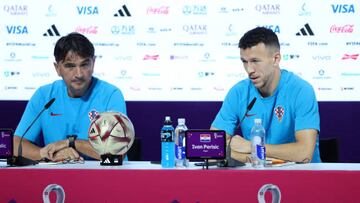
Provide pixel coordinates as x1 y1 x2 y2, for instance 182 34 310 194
88 112 135 156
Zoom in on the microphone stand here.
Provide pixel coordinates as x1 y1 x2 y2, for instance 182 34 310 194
8 98 55 167
224 136 245 167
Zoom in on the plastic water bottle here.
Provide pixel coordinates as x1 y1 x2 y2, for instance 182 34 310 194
161 116 175 168
175 118 189 168
251 118 266 167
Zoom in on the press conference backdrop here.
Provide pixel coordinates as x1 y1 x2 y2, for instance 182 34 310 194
0 1 359 101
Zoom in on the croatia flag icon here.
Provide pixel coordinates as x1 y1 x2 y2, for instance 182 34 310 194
200 133 211 142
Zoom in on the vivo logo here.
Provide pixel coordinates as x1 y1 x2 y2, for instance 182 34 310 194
77 6 99 15
331 4 355 13
6 25 28 34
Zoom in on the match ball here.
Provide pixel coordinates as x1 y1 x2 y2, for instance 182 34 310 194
88 112 135 156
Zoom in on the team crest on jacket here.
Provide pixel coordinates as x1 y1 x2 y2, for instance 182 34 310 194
88 110 99 121
274 106 284 122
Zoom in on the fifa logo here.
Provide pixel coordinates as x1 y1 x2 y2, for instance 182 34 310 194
43 184 65 203
258 184 281 203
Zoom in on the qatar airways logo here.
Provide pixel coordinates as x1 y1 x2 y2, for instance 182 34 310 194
75 26 98 34
330 24 354 33
183 24 207 35
255 4 280 15
3 5 28 15
146 6 169 15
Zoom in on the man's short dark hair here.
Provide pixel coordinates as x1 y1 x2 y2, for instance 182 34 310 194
238 27 280 51
54 32 95 62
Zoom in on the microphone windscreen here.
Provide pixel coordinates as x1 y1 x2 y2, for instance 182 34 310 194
247 97 257 111
44 98 55 109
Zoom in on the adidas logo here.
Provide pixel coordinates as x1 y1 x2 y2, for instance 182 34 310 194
114 5 131 17
43 24 60 36
296 23 314 36
104 158 111 164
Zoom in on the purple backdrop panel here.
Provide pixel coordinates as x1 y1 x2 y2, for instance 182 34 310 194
1 101 359 162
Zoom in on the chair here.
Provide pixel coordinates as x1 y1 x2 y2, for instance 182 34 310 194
127 137 142 161
319 137 339 163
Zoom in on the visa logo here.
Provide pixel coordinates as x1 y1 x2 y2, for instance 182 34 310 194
258 25 280 33
77 6 99 15
6 25 28 34
331 4 355 13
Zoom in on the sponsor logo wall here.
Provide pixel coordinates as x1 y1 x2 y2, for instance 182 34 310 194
0 1 359 101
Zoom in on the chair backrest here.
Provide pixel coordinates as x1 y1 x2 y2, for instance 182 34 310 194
319 137 339 163
127 137 142 161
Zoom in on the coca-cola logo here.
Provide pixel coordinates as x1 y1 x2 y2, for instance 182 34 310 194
75 26 98 34
330 24 354 33
147 6 169 15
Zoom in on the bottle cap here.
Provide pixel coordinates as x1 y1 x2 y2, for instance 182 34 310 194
178 118 185 124
254 118 262 124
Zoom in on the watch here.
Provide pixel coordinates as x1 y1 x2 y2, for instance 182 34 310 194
67 135 77 150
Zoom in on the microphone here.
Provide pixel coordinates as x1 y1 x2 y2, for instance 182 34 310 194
8 98 55 166
240 97 257 123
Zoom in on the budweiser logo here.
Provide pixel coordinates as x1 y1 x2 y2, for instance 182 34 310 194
330 24 354 33
341 54 359 60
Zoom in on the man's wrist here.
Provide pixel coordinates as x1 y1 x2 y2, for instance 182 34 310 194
66 135 77 150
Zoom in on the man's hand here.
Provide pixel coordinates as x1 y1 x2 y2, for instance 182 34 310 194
39 140 69 160
230 135 251 153
52 148 83 162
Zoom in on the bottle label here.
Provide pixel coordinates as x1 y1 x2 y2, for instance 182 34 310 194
161 142 175 168
175 145 185 159
175 132 186 159
256 145 266 160
161 131 173 142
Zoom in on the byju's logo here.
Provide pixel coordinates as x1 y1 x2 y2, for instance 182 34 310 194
43 24 60 36
114 5 131 17
6 25 28 34
331 4 355 13
76 6 99 15
296 23 314 36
